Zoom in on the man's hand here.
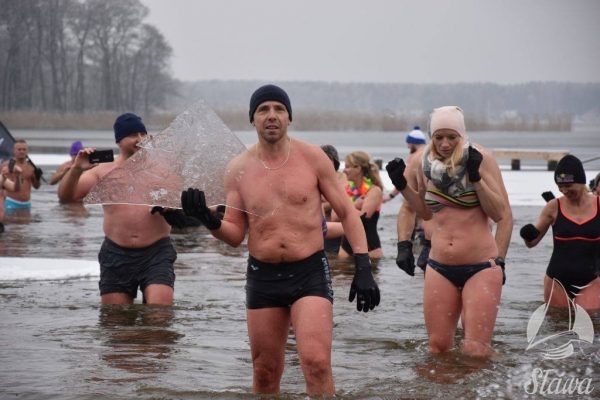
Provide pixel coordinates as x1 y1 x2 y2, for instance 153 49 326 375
541 191 555 202
385 158 407 191
520 223 540 242
466 146 483 183
396 240 416 276
151 207 187 229
181 188 222 230
349 253 380 312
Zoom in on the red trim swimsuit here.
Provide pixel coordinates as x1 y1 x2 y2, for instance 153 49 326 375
546 196 600 298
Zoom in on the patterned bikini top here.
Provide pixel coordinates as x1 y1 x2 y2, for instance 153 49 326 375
425 187 480 213
423 149 480 213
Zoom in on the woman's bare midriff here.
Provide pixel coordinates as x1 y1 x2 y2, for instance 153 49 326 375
428 206 498 265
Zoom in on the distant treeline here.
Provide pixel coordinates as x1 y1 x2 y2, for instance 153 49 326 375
0 108 572 132
0 1 596 131
0 0 175 114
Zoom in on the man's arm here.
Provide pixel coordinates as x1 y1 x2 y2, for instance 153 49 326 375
1 165 21 192
49 162 71 185
57 149 99 201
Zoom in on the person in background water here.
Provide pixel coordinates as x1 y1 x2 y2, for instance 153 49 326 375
58 113 186 306
0 162 22 233
334 150 384 259
384 126 431 272
383 126 427 203
181 84 379 395
590 172 600 196
320 144 346 254
50 141 84 185
386 106 510 357
0 140 43 212
520 155 600 310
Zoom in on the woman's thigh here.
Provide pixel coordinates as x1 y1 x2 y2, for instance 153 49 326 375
423 266 462 340
461 266 503 344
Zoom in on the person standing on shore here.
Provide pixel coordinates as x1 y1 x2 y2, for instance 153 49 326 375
181 84 380 395
386 106 509 357
50 141 84 186
58 113 185 306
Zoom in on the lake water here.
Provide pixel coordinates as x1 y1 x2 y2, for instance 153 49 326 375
1 129 599 399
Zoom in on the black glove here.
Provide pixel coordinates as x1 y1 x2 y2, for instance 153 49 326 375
541 191 555 202
520 223 540 242
416 239 431 271
151 206 187 229
181 188 222 230
396 240 415 276
34 167 43 181
466 146 483 183
349 253 380 312
385 158 407 191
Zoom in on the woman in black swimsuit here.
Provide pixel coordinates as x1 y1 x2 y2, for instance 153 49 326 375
520 155 600 310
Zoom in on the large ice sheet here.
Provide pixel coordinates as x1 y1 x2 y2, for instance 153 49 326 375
84 100 270 215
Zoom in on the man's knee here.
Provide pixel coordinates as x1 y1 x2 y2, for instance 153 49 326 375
253 359 283 391
300 353 331 378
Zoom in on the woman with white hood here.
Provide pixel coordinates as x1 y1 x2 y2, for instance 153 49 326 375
386 106 509 357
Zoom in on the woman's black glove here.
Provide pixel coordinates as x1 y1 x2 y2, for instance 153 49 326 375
520 223 540 241
396 240 416 276
151 207 187 229
385 158 407 191
349 253 380 312
466 146 483 183
541 191 555 202
181 188 222 230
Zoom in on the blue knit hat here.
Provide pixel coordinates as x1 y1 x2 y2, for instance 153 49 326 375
406 126 427 145
249 85 292 122
114 113 147 143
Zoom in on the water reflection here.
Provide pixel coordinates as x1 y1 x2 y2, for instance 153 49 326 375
97 305 183 376
59 201 89 221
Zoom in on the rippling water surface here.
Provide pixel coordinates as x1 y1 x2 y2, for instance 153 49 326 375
1 130 599 399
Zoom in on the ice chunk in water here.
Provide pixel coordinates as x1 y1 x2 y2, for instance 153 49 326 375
84 99 279 217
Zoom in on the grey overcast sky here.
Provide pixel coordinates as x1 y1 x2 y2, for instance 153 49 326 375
139 0 600 84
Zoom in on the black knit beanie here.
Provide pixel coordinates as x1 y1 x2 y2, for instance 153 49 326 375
249 84 292 122
114 113 147 143
555 155 586 184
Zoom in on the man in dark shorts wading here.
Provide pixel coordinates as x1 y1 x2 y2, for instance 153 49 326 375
181 84 380 395
58 113 184 306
